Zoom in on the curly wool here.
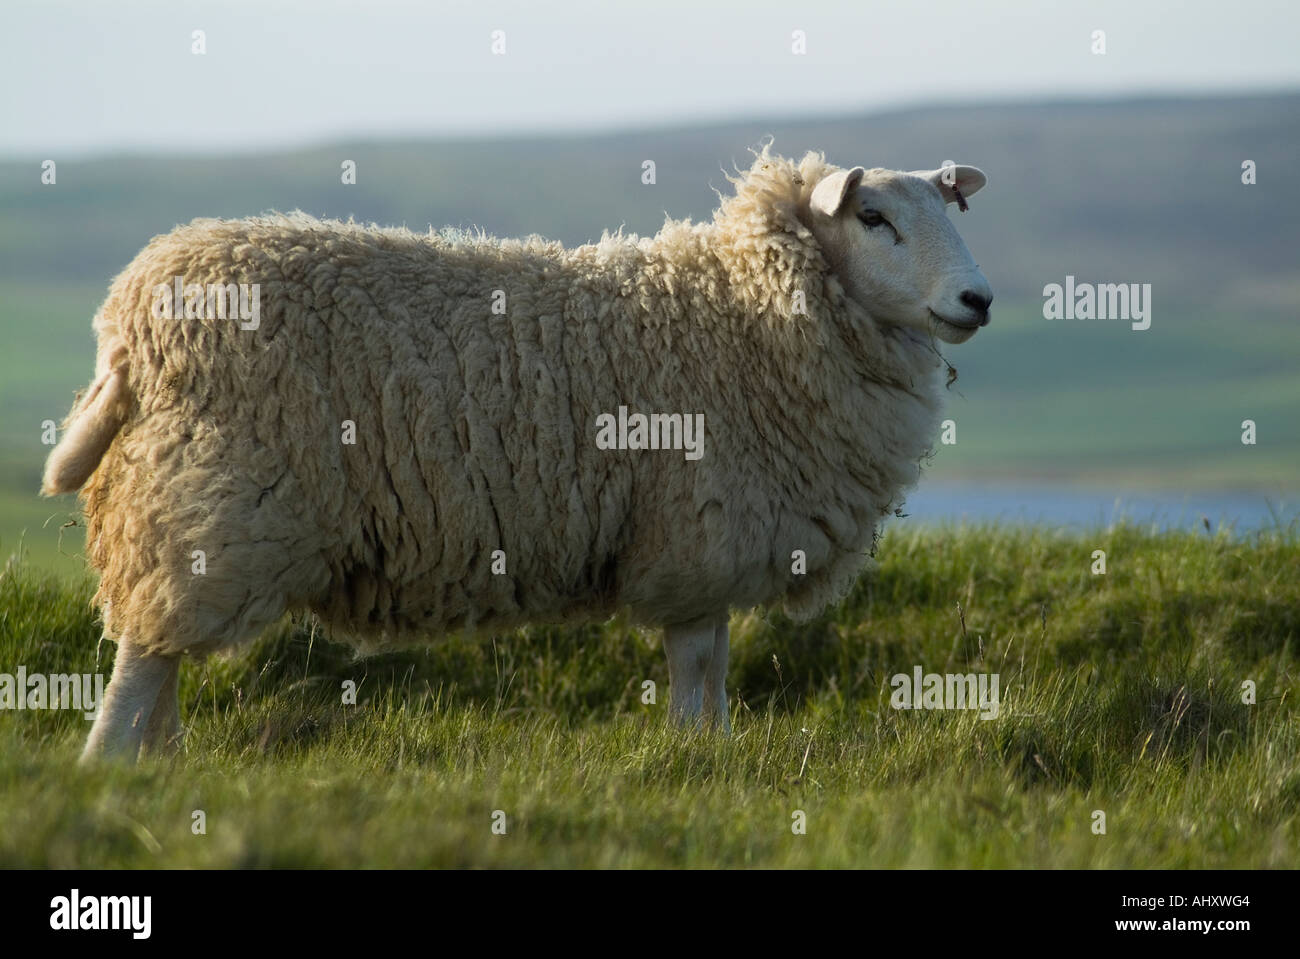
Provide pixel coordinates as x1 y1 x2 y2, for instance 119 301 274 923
55 148 944 657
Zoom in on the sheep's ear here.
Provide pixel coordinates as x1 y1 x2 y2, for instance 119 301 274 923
911 164 987 206
810 166 866 217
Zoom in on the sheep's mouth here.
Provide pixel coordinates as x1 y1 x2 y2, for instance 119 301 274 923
927 310 982 344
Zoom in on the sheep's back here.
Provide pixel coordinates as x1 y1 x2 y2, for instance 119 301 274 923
99 217 742 646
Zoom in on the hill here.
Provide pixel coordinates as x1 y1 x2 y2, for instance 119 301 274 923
2 93 1297 565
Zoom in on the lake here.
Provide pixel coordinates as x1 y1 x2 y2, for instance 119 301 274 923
901 483 1298 534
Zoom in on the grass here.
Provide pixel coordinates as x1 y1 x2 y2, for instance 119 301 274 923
0 522 1297 868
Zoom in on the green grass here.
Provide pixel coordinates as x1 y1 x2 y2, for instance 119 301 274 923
1 523 1298 867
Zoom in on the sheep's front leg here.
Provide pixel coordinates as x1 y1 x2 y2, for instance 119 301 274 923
80 642 176 765
664 617 730 731
664 620 711 725
703 620 731 733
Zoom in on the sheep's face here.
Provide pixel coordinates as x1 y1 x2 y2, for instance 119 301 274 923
807 164 992 345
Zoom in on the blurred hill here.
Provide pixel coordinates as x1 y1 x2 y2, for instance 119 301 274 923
1 92 1297 566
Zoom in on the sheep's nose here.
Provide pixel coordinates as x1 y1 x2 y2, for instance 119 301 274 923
960 289 993 325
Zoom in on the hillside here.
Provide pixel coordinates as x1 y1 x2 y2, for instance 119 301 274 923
2 93 1297 565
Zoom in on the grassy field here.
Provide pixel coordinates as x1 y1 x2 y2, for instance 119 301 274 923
1 522 1297 868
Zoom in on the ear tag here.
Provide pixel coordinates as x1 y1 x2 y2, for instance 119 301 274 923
952 184 969 213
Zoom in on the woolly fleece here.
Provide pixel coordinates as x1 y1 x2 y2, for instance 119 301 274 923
45 149 945 657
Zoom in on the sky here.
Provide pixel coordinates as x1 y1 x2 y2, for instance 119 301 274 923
2 0 1298 157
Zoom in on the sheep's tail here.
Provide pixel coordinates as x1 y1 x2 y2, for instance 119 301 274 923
41 366 131 495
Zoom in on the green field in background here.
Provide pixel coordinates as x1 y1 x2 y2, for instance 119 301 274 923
2 94 1297 567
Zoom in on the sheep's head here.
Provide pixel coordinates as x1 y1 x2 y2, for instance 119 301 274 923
805 163 993 345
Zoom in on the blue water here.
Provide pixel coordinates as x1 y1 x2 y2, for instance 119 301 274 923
900 484 1298 534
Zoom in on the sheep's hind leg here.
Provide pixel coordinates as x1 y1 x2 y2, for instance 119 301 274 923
80 643 176 765
663 618 722 729
702 619 731 734
140 656 182 758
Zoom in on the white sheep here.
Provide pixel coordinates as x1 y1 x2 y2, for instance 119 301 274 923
43 149 991 761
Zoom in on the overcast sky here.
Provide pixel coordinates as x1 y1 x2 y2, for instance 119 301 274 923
2 0 1297 157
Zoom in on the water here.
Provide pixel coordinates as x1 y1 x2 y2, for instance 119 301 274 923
901 483 1298 534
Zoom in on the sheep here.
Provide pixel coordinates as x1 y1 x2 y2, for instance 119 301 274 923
42 148 992 762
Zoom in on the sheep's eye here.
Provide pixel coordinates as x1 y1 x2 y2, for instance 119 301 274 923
858 209 900 243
